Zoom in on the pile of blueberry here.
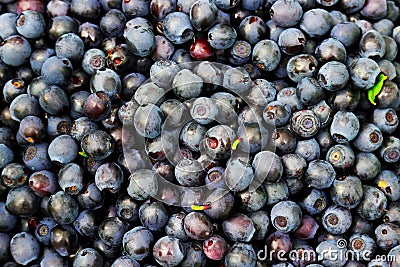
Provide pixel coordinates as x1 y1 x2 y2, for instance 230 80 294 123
0 0 400 266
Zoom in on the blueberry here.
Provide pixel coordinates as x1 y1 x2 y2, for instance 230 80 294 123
225 158 254 192
238 16 267 45
98 217 129 247
223 67 252 93
70 0 101 20
375 80 400 109
278 29 306 56
82 49 106 75
41 56 73 86
180 121 206 152
295 138 320 162
203 125 236 160
0 233 10 263
373 108 398 134
375 223 400 250
330 111 360 143
318 61 350 91
351 215 374 235
16 10 46 39
305 160 336 189
264 180 289 206
39 86 69 115
384 36 398 61
266 19 284 43
290 109 320 138
252 39 281 72
125 26 155 57
50 224 79 257
303 12 333 38
266 231 293 260
122 0 151 18
76 183 104 210
153 236 185 266
316 38 347 64
299 189 328 215
123 226 154 260
294 215 319 240
122 72 147 99
349 58 380 89
326 144 355 170
111 256 140 267
175 158 204 186
184 212 213 240
357 185 387 220
0 202 17 231
352 123 383 152
83 92 112 121
246 79 276 107
190 0 218 31
223 213 255 242
10 94 41 122
276 87 303 112
202 235 227 261
379 136 400 163
331 175 363 209
269 0 303 27
271 127 297 154
48 191 79 224
1 163 29 188
316 240 347 267
0 35 31 67
349 233 376 259
139 200 168 231
48 135 78 165
296 77 324 106
207 23 237 49
0 13 17 39
211 92 237 122
322 205 352 234
127 169 158 201
115 194 139 222
95 163 124 194
58 163 83 195
388 246 400 267
263 101 291 127
229 40 252 65
236 187 267 212
375 170 400 202
204 189 234 220
331 22 361 47
151 35 175 61
163 12 194 44
73 248 103 267
73 210 98 237
91 68 121 99
165 212 189 241
78 22 104 48
81 130 114 160
359 30 386 60
224 242 257 267
29 170 58 197
10 232 40 265
287 54 318 83
271 200 302 233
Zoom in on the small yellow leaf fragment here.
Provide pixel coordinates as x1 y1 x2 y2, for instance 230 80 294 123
232 138 243 150
79 151 88 158
378 180 387 188
191 205 210 211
